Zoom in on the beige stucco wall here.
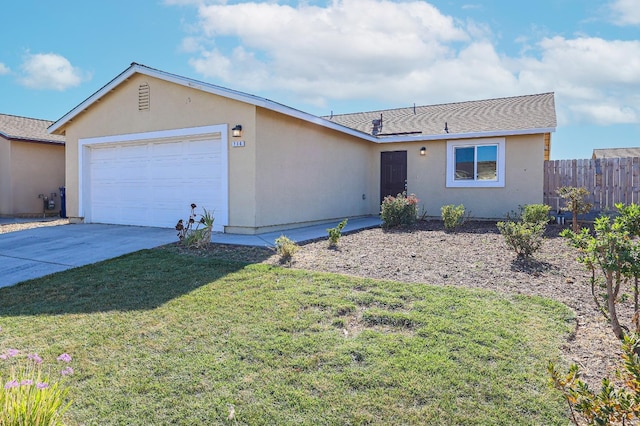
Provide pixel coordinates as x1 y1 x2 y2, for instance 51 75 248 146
242 108 377 233
379 134 545 219
0 137 11 214
61 74 257 225
0 137 64 216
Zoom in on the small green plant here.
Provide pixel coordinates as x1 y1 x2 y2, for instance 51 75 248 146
561 206 640 341
275 235 299 263
557 186 593 232
0 343 73 425
497 220 545 258
380 193 419 228
441 204 467 231
175 204 215 249
520 203 552 224
327 218 348 247
549 333 640 425
497 204 549 259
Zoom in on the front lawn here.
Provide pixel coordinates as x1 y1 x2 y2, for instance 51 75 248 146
0 247 574 425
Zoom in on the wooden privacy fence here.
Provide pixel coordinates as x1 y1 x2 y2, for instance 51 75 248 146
544 157 640 212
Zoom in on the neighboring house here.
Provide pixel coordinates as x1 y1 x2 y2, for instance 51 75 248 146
49 63 556 234
0 113 65 217
592 147 640 159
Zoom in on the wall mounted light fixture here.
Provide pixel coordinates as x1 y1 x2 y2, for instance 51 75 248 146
420 146 426 156
231 125 242 137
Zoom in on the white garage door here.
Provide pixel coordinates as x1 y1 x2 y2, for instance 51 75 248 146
81 126 228 231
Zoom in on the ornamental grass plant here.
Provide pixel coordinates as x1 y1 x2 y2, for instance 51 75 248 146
0 342 73 426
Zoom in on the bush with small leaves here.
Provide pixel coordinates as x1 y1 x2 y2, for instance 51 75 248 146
380 192 419 228
549 333 640 426
497 204 549 259
520 204 552 225
557 186 593 232
327 218 348 247
275 235 299 263
441 204 467 231
497 220 545 258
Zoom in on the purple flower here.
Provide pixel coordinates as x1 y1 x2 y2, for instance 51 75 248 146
28 353 43 364
57 353 72 363
4 380 19 389
36 382 49 389
60 366 74 376
21 379 33 386
1 348 19 359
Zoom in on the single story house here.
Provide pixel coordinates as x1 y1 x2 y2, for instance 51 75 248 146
49 63 556 234
592 147 640 159
1 113 65 217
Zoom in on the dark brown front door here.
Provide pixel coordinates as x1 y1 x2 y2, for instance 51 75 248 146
380 151 407 204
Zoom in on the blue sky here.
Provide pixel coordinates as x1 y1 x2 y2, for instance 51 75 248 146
1 0 638 160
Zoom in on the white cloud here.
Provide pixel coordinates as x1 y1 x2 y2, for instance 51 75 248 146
0 63 9 75
18 53 89 91
174 0 640 126
610 0 640 26
186 1 469 99
516 36 640 124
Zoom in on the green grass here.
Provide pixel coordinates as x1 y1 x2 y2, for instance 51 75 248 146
0 247 575 425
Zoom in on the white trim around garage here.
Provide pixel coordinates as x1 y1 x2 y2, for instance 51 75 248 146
78 124 229 230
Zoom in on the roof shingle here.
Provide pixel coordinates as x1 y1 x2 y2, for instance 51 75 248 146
324 92 556 137
592 147 640 159
0 113 65 144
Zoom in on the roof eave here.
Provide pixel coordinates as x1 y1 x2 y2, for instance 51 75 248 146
47 63 557 143
373 127 556 143
48 63 376 141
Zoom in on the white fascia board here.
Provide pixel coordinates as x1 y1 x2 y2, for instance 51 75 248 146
374 127 556 144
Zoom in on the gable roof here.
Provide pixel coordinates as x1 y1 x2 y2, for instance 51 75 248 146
49 62 556 142
592 147 640 159
0 113 65 144
48 62 371 140
325 93 556 138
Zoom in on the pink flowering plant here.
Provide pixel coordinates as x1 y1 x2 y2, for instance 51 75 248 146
380 192 420 228
0 335 73 425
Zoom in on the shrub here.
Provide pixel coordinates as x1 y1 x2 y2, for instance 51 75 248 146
440 204 467 231
549 333 640 425
497 220 545 258
520 204 552 225
327 219 348 247
175 204 214 249
275 235 299 263
557 186 593 232
562 210 640 341
0 345 74 425
497 204 549 258
380 193 419 228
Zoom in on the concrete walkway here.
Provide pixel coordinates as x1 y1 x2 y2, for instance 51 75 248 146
210 216 382 247
0 216 381 288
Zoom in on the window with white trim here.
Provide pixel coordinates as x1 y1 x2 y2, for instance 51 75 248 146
446 138 505 188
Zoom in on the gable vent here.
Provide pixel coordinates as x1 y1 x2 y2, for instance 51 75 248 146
138 83 150 111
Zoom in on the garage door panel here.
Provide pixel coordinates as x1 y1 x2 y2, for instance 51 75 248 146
87 135 225 230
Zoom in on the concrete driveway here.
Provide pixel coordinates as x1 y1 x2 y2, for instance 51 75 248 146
0 224 176 288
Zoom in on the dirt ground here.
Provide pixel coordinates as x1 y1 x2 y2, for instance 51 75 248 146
3 218 627 386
